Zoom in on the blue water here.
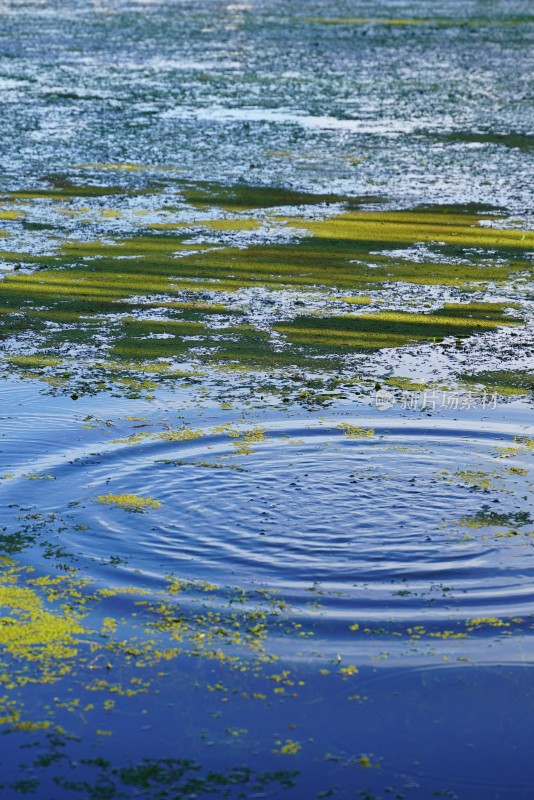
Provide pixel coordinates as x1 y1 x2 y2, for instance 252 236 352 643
1 379 533 797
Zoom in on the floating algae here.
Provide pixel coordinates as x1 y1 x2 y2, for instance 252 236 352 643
95 494 162 512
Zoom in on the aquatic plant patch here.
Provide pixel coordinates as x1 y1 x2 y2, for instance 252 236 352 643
0 184 530 399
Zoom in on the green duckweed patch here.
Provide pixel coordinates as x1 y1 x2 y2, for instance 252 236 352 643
228 427 267 455
0 582 86 668
179 181 359 211
514 436 534 450
3 183 140 200
435 131 534 152
0 532 530 795
155 459 248 472
343 295 373 306
52 758 299 799
443 468 517 492
148 217 262 233
274 739 302 756
95 494 162 512
337 423 375 439
306 16 534 27
157 427 204 443
384 376 428 391
456 509 533 531
111 424 268 451
300 209 534 252
0 554 321 742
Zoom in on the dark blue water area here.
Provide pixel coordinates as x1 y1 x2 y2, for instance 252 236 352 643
1 658 533 799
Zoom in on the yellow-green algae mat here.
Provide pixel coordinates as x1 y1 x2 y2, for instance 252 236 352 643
0 182 532 400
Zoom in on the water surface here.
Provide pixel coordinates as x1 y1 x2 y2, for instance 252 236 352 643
0 1 533 798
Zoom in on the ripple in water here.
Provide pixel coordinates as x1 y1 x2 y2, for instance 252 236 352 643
4 418 533 624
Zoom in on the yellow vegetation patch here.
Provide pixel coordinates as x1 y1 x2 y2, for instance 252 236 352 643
337 423 375 439
0 582 86 669
157 428 204 443
274 738 302 755
95 493 162 512
301 209 534 250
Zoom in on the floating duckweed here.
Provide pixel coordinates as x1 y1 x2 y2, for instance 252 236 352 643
112 427 204 446
157 428 204 443
275 739 302 756
1 187 531 399
0 582 86 670
343 295 372 305
339 664 359 675
111 431 152 445
494 446 520 459
457 510 532 529
337 423 375 439
95 493 162 512
227 427 267 455
451 469 501 490
514 436 534 450
157 458 247 472
385 376 427 391
466 617 513 629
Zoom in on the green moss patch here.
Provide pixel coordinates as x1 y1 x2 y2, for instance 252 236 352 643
301 209 534 252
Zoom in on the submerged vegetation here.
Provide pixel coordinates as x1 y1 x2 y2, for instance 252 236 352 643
0 181 531 401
